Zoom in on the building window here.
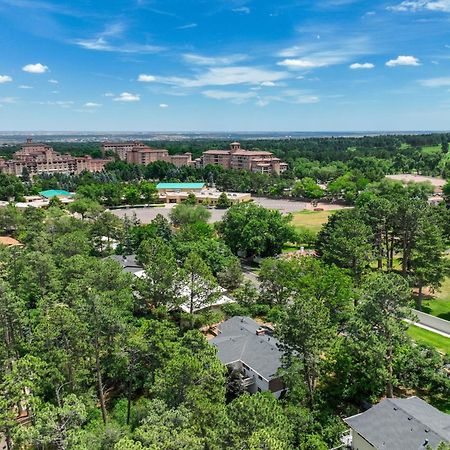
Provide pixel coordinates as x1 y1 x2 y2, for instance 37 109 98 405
257 388 262 392
258 375 263 380
242 363 249 370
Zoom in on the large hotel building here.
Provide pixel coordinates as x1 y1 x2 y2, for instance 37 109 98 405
201 142 288 175
101 142 193 168
102 141 287 175
0 139 110 176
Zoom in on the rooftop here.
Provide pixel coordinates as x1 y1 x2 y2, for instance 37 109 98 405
156 182 205 190
345 396 450 450
204 150 232 155
210 316 283 380
39 189 73 199
0 236 22 247
109 254 143 275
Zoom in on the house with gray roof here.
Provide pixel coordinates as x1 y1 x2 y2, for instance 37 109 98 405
209 316 285 398
344 396 450 450
109 254 144 276
109 254 235 313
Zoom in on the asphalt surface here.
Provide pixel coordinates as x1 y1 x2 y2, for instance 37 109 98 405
110 197 315 224
413 310 450 338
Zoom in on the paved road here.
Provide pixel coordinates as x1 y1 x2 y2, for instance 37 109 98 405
240 267 450 341
241 265 260 288
412 310 450 338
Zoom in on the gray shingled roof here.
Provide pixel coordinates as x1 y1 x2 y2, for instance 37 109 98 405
209 316 283 380
109 254 143 274
345 397 450 450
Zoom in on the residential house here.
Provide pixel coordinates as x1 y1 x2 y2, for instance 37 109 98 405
344 396 450 450
209 316 285 398
109 254 234 313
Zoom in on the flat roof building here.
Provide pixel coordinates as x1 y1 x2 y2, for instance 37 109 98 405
156 182 205 192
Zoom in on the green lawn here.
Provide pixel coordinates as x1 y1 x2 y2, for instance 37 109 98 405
421 145 442 154
407 325 450 355
291 210 334 234
422 277 450 321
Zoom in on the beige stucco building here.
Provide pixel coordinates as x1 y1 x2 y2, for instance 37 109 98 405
201 142 288 175
101 141 193 167
0 139 110 176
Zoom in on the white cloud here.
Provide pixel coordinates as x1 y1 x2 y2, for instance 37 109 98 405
104 92 114 97
138 74 156 82
177 23 197 29
202 89 257 103
277 58 328 69
159 103 169 108
420 76 450 87
295 95 320 104
43 100 73 108
388 0 450 12
232 6 251 13
48 79 59 84
22 63 49 73
260 81 277 86
277 37 372 70
256 99 269 107
160 66 288 88
386 55 421 66
74 24 162 54
350 62 375 69
183 53 247 66
0 75 12 83
113 92 140 102
75 37 162 53
0 97 17 104
84 102 102 107
18 85 33 89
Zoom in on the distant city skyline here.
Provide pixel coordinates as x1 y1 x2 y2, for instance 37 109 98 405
0 0 450 131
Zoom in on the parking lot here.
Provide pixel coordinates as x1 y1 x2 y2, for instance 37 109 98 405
110 197 346 224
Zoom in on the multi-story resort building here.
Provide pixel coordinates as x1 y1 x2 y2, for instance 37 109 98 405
102 141 287 174
0 139 110 176
201 142 288 175
101 142 193 168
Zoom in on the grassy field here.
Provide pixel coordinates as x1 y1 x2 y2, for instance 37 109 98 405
407 325 450 355
421 145 442 154
291 210 334 234
421 277 450 321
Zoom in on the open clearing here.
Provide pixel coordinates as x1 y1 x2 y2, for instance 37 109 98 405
422 277 450 321
407 325 450 355
291 210 334 234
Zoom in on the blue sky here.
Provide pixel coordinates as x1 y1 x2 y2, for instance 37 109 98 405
0 0 450 131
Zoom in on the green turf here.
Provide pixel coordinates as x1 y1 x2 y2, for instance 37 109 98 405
421 145 442 155
407 325 450 355
422 277 450 321
291 210 334 234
